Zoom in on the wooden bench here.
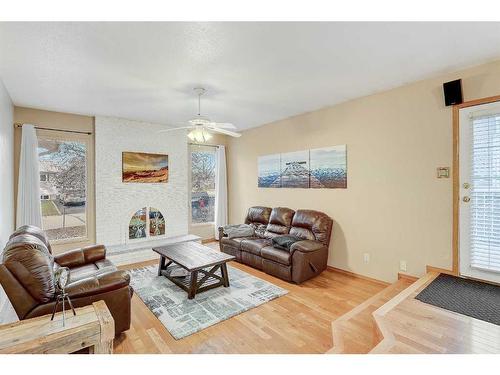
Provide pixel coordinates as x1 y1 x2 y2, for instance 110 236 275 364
0 300 114 354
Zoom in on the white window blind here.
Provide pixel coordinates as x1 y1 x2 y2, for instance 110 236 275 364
470 112 500 272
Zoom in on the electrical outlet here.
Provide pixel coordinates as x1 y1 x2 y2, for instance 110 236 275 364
399 260 407 272
363 253 370 263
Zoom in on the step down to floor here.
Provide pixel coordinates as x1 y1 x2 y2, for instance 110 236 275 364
326 277 414 354
369 271 500 354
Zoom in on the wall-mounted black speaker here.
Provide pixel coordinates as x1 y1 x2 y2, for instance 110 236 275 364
443 79 463 106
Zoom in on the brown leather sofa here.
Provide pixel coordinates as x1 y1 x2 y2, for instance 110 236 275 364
219 207 333 283
0 225 133 335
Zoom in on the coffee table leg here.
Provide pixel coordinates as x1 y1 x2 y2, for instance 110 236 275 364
221 263 230 287
158 256 166 276
188 270 198 299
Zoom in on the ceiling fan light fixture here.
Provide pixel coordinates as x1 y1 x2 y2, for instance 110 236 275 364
187 130 196 141
159 87 240 138
188 127 212 143
188 115 211 126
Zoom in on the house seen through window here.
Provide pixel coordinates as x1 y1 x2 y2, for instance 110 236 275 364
191 145 216 224
37 136 88 241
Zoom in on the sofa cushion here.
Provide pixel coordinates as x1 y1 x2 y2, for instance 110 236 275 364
289 209 333 246
2 234 56 303
261 246 292 265
9 225 53 254
221 236 255 249
68 263 99 282
245 206 272 226
240 238 271 256
245 206 272 238
264 207 295 238
69 260 117 283
95 258 117 271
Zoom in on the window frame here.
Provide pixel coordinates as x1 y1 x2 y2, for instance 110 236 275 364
36 129 95 248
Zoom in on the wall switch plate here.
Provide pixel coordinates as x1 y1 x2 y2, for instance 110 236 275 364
363 253 370 263
399 260 407 272
437 167 450 178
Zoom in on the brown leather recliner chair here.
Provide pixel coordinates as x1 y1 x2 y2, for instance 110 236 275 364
0 225 133 335
219 207 333 284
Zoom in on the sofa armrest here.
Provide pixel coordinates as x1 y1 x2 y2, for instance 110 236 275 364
218 226 226 239
66 270 130 299
290 240 325 254
55 244 106 268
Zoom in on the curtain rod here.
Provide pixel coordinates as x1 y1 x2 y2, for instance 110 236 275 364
188 142 219 148
14 123 92 135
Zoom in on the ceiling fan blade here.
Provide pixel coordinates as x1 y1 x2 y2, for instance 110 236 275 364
207 122 236 129
209 127 242 137
157 126 193 133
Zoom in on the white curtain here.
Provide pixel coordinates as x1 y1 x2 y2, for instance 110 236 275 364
16 124 42 228
214 145 228 239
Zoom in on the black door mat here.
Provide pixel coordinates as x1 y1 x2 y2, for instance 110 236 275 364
415 273 500 326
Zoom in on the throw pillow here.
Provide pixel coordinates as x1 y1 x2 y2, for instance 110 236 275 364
272 235 302 251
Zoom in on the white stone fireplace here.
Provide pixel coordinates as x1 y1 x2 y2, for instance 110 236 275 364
94 116 189 250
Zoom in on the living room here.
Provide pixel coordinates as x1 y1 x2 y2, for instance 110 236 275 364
1 1 500 372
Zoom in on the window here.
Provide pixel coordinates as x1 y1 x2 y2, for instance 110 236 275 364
190 145 216 223
37 135 88 242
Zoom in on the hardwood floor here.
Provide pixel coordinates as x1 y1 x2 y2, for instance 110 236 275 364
371 272 500 354
114 244 386 354
327 278 414 354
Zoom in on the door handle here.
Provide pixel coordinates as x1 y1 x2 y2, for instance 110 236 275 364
463 196 471 202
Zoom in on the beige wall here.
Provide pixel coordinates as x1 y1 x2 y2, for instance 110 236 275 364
13 107 95 253
0 79 14 250
188 134 229 240
227 59 500 283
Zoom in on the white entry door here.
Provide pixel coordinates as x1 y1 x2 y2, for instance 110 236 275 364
459 101 500 283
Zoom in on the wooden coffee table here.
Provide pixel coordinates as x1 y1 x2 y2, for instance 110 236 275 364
153 242 236 299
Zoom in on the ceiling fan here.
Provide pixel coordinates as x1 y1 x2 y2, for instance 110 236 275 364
159 87 241 142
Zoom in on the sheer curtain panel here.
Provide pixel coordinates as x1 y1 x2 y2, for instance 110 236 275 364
16 124 42 228
214 145 228 239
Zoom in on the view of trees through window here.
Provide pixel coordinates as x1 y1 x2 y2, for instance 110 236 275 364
38 137 87 241
191 146 216 223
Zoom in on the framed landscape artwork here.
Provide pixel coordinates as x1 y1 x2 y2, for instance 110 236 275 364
122 151 168 183
258 154 281 187
280 150 310 188
310 145 347 188
257 145 347 189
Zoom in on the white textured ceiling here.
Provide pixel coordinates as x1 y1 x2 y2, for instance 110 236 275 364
2 22 500 130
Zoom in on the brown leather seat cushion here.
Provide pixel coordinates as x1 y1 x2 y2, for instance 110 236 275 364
220 236 255 249
69 260 117 282
240 239 271 256
260 246 291 265
95 258 116 270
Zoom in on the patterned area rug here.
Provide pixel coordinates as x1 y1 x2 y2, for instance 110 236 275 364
128 265 288 339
